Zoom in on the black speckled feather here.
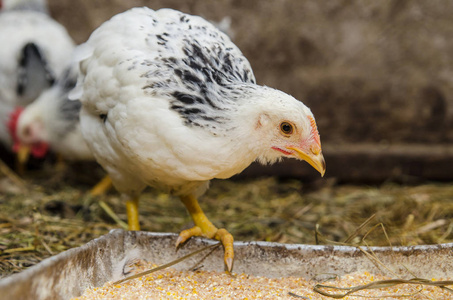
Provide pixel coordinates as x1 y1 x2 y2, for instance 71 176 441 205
17 42 55 100
57 67 81 137
135 11 256 133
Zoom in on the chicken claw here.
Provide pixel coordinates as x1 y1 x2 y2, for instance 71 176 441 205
178 195 235 272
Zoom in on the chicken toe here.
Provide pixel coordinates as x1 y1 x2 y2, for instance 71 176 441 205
178 195 235 271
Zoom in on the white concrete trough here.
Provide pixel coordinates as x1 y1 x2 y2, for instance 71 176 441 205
1 229 452 299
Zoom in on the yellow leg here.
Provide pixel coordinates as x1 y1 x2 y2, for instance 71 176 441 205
126 196 140 231
89 175 113 196
177 194 234 272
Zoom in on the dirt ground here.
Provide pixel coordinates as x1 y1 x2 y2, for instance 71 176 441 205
2 160 453 278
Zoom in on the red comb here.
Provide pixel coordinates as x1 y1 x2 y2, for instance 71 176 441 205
308 115 321 147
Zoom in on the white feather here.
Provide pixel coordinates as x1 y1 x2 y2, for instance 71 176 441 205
68 43 94 101
0 7 75 148
77 7 319 197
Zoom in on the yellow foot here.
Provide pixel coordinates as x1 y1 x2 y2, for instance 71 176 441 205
176 226 234 271
177 194 234 272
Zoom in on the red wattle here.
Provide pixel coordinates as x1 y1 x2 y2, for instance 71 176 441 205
31 142 50 158
271 146 292 156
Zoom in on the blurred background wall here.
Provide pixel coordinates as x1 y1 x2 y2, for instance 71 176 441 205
47 0 453 183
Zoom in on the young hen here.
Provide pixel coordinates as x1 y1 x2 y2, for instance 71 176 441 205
16 67 93 161
71 7 325 271
16 66 112 196
0 0 75 163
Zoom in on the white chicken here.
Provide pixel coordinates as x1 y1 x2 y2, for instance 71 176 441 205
71 7 325 271
15 65 112 196
0 0 75 162
16 67 93 161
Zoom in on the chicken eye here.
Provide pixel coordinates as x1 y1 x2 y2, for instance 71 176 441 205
280 122 294 135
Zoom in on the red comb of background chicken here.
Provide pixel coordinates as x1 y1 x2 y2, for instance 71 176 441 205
7 107 49 158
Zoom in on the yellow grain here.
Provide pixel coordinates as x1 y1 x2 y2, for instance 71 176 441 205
73 263 453 300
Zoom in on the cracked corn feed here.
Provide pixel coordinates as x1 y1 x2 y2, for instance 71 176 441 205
73 264 453 299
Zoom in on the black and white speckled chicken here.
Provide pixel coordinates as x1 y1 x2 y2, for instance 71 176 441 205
0 0 75 162
71 7 325 271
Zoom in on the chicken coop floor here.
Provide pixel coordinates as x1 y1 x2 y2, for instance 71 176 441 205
1 160 453 278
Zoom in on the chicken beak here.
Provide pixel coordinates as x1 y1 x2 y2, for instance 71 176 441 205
286 146 326 177
17 145 30 165
16 145 30 175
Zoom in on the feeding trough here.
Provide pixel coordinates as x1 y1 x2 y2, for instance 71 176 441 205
1 229 453 299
